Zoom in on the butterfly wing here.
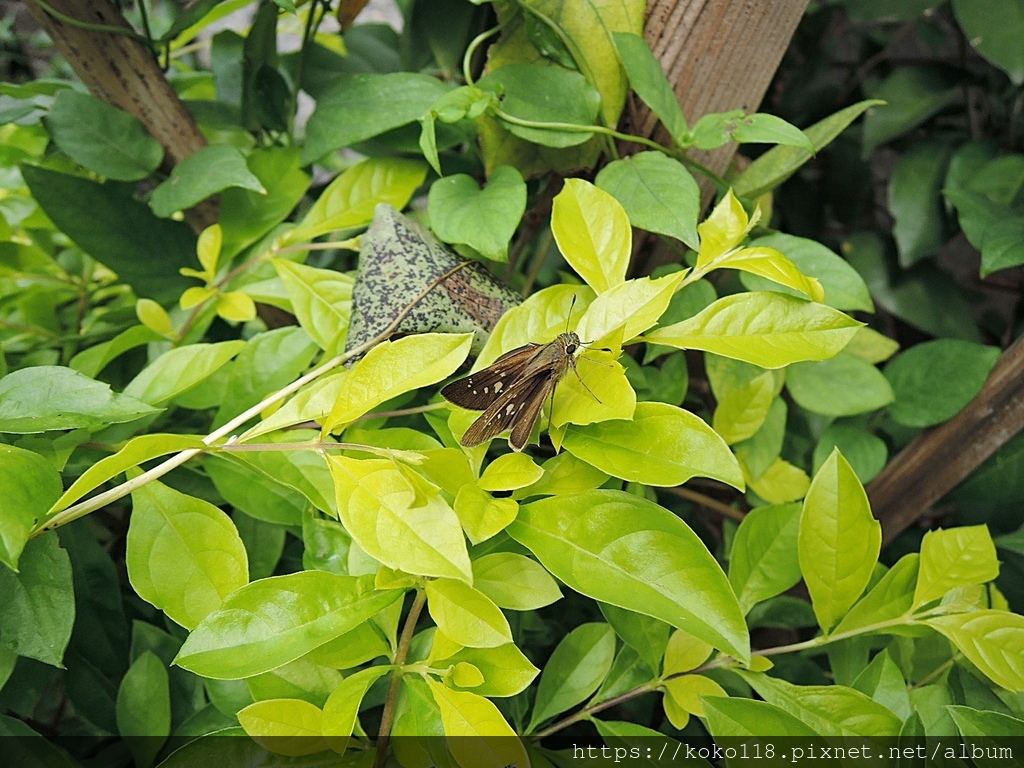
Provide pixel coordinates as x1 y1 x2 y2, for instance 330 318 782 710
440 343 542 410
460 368 557 450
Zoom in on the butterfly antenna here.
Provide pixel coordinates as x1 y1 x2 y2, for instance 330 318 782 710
569 357 603 403
565 294 578 334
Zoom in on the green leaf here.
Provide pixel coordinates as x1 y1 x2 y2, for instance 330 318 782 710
862 66 958 153
734 99 884 199
214 326 319 427
577 272 687 345
175 572 399 678
702 696 822 737
739 672 903 736
732 113 813 150
428 166 526 262
948 705 1024 737
734 398 787 481
979 216 1024 276
834 554 919 635
272 260 353 358
127 480 248 630
237 698 326 756
552 179 631 293
926 611 1024 692
433 642 539 698
472 552 561 611
302 73 451 163
123 340 247 406
327 455 472 582
22 165 195 302
748 458 810 504
786 353 895 417
426 578 512 648
479 64 600 148
0 444 61 570
562 401 744 489
527 623 615 732
599 604 670 674
508 489 749 662
729 503 802 614
812 424 887 484
953 0 1024 84
219 147 310 260
324 333 472 431
288 156 428 243
851 650 911 721
713 371 775 445
233 433 337 516
45 90 162 181
244 371 347 440
884 340 1000 428
611 33 687 145
453 484 519 545
743 234 873 312
0 366 159 434
0 533 74 667
798 450 881 632
321 666 390 753
150 145 265 217
889 141 952 267
644 292 862 369
596 152 700 249
116 652 170 767
52 433 206 514
913 525 1000 607
69 324 162 378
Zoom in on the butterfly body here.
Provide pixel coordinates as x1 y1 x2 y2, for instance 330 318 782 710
441 332 583 451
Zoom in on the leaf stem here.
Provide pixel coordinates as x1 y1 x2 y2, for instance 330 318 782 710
530 682 658 741
375 589 427 768
662 485 746 522
34 0 154 46
34 262 472 535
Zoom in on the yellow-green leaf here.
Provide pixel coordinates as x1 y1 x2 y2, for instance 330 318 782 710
426 678 528 768
748 458 810 504
136 298 173 336
215 290 257 322
550 353 636 429
563 401 744 489
576 272 687 344
696 190 756 267
551 179 631 293
913 525 1000 607
478 453 544 492
925 610 1024 692
237 698 326 757
663 629 713 676
426 578 513 648
327 454 472 582
273 259 353 358
645 292 862 369
713 371 776 445
197 223 222 276
798 450 881 632
453 484 519 545
321 666 390 753
286 157 427 244
664 674 727 718
325 333 472 431
710 246 825 302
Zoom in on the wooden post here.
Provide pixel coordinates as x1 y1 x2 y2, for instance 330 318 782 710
632 0 811 202
23 0 215 231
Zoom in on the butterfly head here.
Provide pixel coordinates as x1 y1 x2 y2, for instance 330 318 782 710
562 331 582 356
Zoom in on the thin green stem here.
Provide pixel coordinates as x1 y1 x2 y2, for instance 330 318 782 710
35 0 152 46
34 261 472 535
375 589 427 768
462 21 506 86
530 682 659 741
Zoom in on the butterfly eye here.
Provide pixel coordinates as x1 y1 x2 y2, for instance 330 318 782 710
565 343 578 354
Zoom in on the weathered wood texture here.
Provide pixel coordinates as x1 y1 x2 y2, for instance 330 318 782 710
633 0 811 201
868 334 1024 543
23 0 215 231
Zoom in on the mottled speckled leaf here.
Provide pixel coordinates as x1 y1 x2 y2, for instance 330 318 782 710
345 205 521 358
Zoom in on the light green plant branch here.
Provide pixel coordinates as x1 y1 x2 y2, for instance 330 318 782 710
34 261 473 536
462 21 506 86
